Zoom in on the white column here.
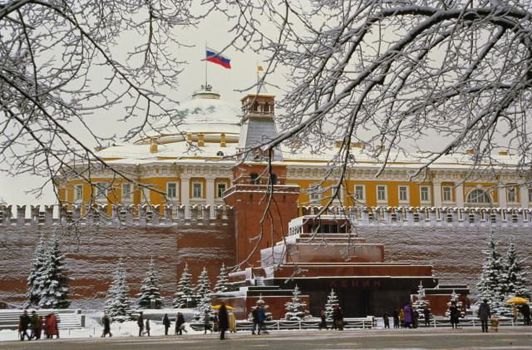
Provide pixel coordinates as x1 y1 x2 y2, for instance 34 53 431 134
519 185 529 208
498 183 507 208
455 183 464 208
206 177 215 218
433 182 442 207
181 176 190 218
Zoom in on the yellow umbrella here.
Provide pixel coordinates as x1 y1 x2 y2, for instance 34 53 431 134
506 296 529 304
212 304 234 310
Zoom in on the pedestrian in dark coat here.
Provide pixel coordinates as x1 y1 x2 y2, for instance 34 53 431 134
251 307 259 334
258 305 267 334
423 307 431 327
145 318 151 337
101 314 112 337
218 303 229 340
413 309 419 328
335 306 344 330
521 304 531 326
393 309 399 328
162 314 171 336
137 312 144 337
175 312 186 335
449 301 460 329
30 311 41 339
383 312 390 329
478 299 491 333
203 309 212 334
18 310 31 341
319 309 327 330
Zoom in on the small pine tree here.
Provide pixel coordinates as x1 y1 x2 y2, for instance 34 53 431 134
284 285 308 321
137 258 162 309
26 234 47 307
173 263 195 308
213 264 229 293
504 243 530 299
38 234 70 309
194 293 214 322
477 235 507 315
412 281 431 316
325 289 339 320
194 267 212 305
105 258 131 322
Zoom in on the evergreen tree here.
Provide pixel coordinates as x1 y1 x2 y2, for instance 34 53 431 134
38 234 70 309
477 235 507 315
213 264 229 293
193 293 214 322
137 257 162 309
105 258 131 322
284 285 308 320
412 281 431 315
173 263 194 308
194 267 212 305
26 234 47 307
324 289 339 320
504 243 530 299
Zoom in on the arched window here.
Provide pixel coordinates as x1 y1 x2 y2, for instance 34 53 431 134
466 189 492 204
250 172 259 184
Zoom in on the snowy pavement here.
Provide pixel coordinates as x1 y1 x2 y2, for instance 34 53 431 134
1 327 532 349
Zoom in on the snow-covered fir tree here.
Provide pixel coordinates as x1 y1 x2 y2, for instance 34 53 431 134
38 234 70 309
412 281 431 316
503 243 530 299
284 285 308 321
194 267 212 306
137 258 162 309
193 293 214 322
213 264 229 293
445 290 465 318
324 289 339 320
173 263 195 308
477 235 507 315
105 258 131 322
26 234 47 307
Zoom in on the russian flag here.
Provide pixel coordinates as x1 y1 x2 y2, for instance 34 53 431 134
206 47 232 69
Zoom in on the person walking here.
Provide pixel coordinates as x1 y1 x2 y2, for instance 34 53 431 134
335 306 344 330
30 311 41 340
101 313 112 337
413 309 419 329
423 307 431 327
137 312 144 337
521 303 531 326
18 310 31 341
46 313 59 339
478 299 491 333
512 305 519 324
203 309 212 334
162 314 171 336
251 306 259 335
449 301 460 329
319 309 328 330
258 304 268 334
218 303 229 340
393 309 400 328
383 312 390 329
145 318 151 337
404 302 413 329
175 312 186 335
399 308 405 328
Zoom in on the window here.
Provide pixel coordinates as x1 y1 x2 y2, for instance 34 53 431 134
354 185 365 202
252 101 259 112
443 186 452 202
216 151 224 157
167 182 177 199
217 183 227 198
399 186 409 202
95 183 108 199
192 182 203 198
74 184 83 201
466 189 491 204
507 186 517 203
309 184 321 202
377 185 387 202
420 186 430 202
122 183 132 200
264 102 270 113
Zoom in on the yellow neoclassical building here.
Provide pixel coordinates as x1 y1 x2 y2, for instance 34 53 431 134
57 87 532 216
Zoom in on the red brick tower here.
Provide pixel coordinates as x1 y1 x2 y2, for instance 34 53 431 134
224 94 300 267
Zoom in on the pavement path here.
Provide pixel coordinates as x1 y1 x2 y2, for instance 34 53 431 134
1 327 531 349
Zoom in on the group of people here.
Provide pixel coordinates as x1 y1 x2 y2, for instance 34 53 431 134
250 304 267 334
318 306 345 330
18 310 59 341
388 302 426 329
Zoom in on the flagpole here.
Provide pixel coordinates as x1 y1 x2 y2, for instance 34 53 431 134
205 42 208 89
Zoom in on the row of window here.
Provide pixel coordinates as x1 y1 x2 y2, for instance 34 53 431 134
309 185 532 204
73 182 228 201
